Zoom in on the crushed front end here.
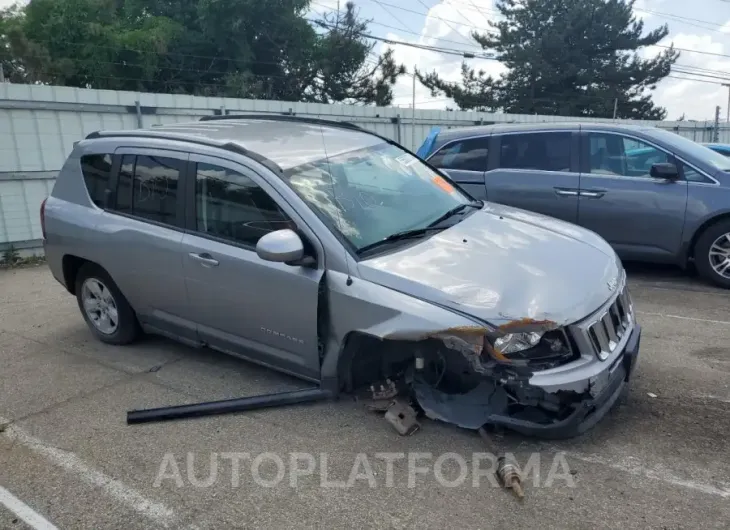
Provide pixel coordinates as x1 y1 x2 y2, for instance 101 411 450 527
346 275 641 439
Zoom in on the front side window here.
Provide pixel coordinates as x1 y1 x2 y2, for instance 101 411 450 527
80 154 113 208
499 132 572 172
589 133 671 177
428 137 488 172
679 162 713 183
115 155 182 224
284 142 473 252
195 162 293 246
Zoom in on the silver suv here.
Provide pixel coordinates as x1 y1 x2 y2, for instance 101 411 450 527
41 116 641 438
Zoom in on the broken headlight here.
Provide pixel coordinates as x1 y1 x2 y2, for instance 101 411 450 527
488 329 574 368
494 332 543 355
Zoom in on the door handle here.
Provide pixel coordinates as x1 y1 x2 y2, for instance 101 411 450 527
189 252 219 267
554 187 579 197
580 190 606 198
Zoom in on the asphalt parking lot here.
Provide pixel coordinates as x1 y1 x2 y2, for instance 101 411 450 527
1 263 729 530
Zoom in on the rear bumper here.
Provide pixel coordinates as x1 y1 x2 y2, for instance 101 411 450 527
43 239 68 290
486 324 642 439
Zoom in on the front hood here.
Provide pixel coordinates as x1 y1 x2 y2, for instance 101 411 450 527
357 203 622 327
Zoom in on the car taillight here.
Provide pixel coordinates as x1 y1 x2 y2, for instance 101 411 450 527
40 198 48 240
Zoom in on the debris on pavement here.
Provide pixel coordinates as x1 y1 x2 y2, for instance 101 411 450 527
479 426 526 500
648 392 658 398
384 399 420 436
497 455 525 500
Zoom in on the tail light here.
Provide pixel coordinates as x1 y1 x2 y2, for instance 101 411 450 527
40 198 48 240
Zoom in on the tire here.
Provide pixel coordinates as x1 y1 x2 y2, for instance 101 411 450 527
694 219 730 289
75 263 140 345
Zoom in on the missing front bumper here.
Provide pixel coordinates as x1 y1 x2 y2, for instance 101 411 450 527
414 325 642 439
488 324 641 439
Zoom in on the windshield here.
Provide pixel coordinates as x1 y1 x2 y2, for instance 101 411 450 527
648 128 730 171
283 141 473 252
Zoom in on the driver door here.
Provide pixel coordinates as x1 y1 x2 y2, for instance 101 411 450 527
180 154 324 381
577 131 688 262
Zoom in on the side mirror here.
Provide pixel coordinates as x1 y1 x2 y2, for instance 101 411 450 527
256 229 304 263
650 162 680 180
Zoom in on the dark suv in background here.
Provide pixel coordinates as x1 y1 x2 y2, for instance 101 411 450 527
419 123 730 288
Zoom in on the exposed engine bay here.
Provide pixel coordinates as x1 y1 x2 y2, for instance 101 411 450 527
340 326 632 437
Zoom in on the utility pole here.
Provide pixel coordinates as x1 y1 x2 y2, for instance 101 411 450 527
724 84 730 122
612 98 618 120
411 64 416 152
714 105 721 142
0 64 5 83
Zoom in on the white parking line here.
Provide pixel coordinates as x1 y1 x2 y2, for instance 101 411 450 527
566 452 730 499
637 311 730 326
0 485 59 530
0 417 180 529
694 394 730 404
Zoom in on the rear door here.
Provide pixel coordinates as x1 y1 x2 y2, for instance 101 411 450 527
577 131 688 261
484 131 581 224
180 154 324 381
426 136 489 199
97 148 196 342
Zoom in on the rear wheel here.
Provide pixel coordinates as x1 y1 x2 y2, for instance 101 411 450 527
694 220 730 289
75 263 140 344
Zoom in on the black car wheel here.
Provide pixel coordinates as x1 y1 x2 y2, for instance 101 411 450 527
694 219 730 289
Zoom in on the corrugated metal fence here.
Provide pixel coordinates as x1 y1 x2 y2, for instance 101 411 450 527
1 82 728 252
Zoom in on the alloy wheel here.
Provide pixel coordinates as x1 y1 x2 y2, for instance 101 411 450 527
81 278 119 335
708 232 730 279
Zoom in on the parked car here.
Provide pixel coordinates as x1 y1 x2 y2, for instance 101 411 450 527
419 123 730 288
41 116 640 438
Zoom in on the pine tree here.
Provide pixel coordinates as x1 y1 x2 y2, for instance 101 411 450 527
418 0 678 119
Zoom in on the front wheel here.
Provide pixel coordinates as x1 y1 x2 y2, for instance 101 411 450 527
694 220 730 289
75 263 140 344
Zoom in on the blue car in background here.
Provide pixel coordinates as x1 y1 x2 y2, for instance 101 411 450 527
625 143 730 172
703 143 730 157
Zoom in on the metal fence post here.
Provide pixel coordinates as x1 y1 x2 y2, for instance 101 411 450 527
135 100 143 128
394 115 401 144
714 106 721 143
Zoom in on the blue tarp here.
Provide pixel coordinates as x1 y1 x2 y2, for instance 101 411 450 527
416 127 441 159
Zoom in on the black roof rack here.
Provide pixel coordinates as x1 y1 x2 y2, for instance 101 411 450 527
199 113 366 132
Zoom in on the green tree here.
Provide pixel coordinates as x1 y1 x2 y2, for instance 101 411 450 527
0 0 404 104
309 2 405 105
418 0 678 119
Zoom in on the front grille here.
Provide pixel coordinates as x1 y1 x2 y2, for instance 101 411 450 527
571 282 634 361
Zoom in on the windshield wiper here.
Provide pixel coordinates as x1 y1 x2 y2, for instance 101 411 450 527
356 227 444 255
426 200 482 228
356 201 483 256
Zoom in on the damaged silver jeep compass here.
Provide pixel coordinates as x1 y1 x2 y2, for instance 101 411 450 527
42 115 641 438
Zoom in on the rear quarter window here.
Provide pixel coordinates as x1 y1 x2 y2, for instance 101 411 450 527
80 154 113 208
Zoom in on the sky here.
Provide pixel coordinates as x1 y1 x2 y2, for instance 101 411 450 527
3 0 730 121
312 0 730 121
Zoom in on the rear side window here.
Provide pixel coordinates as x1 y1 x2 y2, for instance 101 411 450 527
428 137 488 172
80 154 113 208
115 155 183 225
499 132 572 172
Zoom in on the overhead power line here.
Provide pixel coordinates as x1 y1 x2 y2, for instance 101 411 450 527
359 0 730 63
412 0 477 48
310 19 497 59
